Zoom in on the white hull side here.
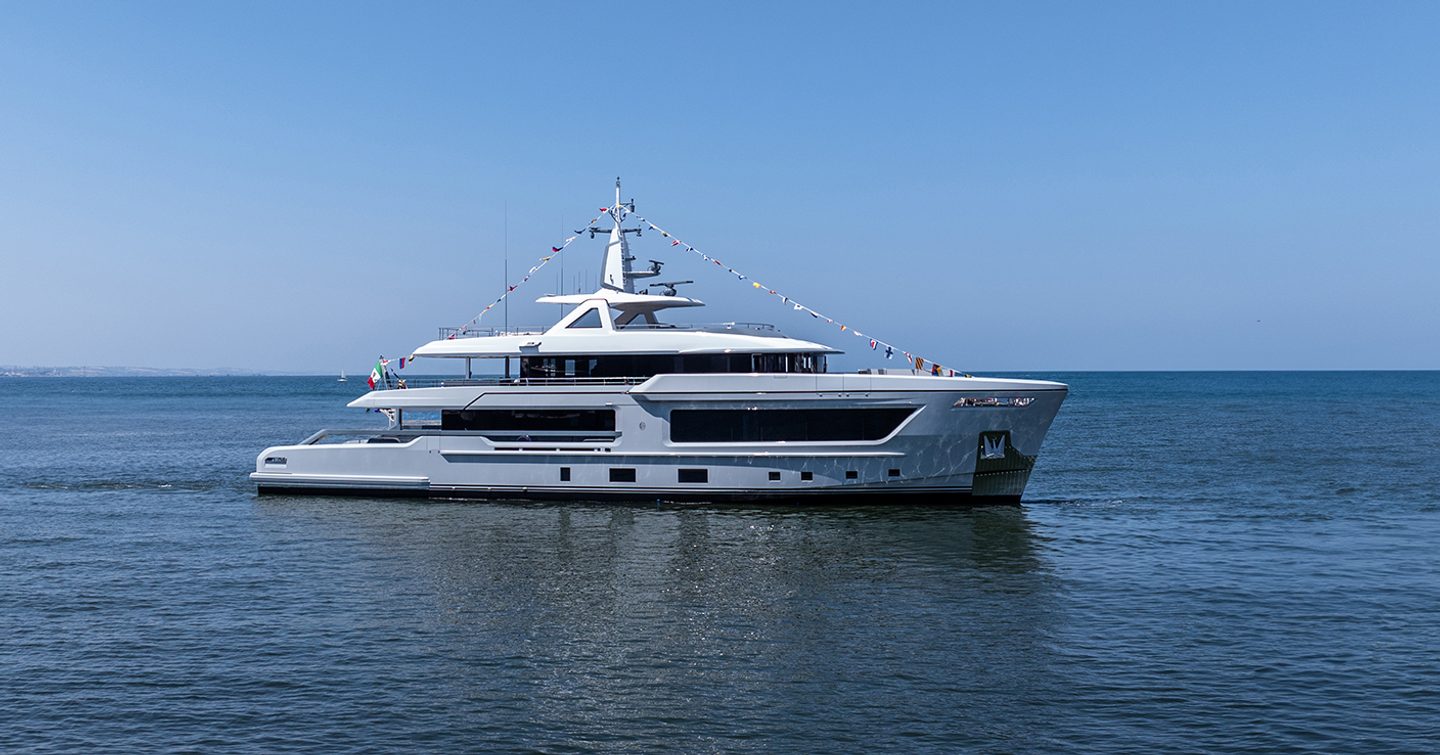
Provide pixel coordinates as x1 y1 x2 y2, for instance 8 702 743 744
253 375 1066 503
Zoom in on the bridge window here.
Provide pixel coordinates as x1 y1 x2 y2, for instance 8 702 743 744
519 353 825 379
669 408 914 443
441 409 615 432
568 309 603 329
752 353 825 374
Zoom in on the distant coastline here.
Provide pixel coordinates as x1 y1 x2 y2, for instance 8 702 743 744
0 366 269 378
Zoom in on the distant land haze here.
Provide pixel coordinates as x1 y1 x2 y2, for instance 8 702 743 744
0 366 268 378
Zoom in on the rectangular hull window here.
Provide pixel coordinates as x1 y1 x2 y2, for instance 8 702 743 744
610 468 636 483
669 408 915 443
678 468 708 484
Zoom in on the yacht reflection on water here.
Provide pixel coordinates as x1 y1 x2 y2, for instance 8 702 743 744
252 499 1046 576
253 498 1056 631
252 498 1065 742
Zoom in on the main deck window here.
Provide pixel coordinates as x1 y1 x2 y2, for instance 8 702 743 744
669 408 914 443
441 409 615 432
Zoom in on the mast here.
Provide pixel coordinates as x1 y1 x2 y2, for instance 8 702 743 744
599 177 638 292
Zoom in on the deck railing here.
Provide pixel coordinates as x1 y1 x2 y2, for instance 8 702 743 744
384 376 647 389
437 326 546 339
435 322 778 340
298 427 622 445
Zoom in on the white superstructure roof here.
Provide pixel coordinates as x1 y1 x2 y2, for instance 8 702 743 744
415 291 838 359
414 325 837 359
534 291 703 310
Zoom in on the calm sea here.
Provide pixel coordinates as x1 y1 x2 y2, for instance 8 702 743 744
3 373 1439 752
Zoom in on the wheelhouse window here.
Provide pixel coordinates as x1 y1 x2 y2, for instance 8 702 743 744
519 353 826 380
441 409 615 433
568 309 604 328
751 353 825 374
669 408 915 443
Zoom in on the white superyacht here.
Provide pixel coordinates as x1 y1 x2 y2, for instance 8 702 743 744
253 183 1066 502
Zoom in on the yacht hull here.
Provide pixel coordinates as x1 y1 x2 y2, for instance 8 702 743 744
252 374 1066 504
253 484 1021 504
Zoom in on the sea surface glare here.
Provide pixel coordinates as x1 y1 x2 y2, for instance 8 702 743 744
3 373 1439 752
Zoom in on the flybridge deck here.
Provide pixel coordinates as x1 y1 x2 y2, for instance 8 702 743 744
437 321 782 340
253 179 1067 503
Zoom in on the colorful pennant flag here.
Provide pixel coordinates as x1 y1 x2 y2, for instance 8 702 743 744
443 204 972 381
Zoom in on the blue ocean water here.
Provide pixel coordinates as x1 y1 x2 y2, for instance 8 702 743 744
2 372 1439 752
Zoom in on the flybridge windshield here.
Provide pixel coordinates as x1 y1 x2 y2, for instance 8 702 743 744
519 353 826 379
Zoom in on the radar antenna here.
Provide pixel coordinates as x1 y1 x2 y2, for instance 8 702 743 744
646 280 693 297
626 259 664 281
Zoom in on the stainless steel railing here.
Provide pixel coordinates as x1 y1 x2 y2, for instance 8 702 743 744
437 326 547 339
435 322 778 340
384 376 646 389
298 427 622 445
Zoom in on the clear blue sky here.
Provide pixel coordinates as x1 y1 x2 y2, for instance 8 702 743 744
2 1 1436 372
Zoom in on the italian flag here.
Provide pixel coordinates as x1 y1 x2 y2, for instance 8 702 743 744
367 358 386 390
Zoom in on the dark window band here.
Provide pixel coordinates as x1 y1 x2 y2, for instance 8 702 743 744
520 353 826 379
441 409 615 432
670 408 914 443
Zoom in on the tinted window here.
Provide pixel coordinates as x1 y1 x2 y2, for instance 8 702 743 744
670 408 914 442
610 468 636 482
568 309 603 328
678 468 708 483
441 409 615 432
517 352 825 379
